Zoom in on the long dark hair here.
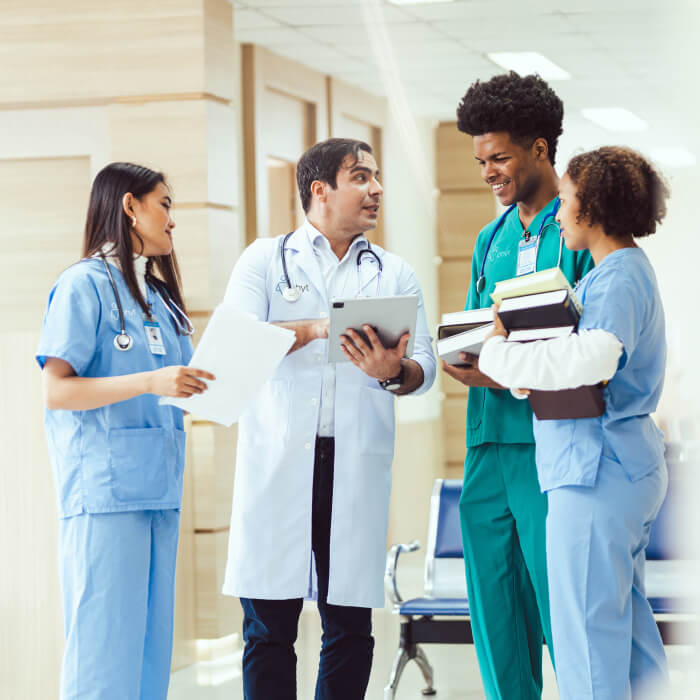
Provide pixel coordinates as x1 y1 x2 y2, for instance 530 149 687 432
82 162 187 318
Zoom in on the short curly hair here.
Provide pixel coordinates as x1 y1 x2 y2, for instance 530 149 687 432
456 72 563 164
566 147 669 238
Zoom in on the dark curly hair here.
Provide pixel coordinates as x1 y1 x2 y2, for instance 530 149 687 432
456 72 563 164
296 138 372 213
566 147 669 238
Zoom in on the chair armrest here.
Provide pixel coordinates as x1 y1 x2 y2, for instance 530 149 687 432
384 539 420 608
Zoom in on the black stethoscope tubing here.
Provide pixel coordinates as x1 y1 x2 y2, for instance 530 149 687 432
100 255 134 351
280 230 383 302
476 198 561 294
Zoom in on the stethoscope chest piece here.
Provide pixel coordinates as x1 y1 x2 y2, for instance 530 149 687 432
114 332 133 352
476 276 486 294
282 286 302 303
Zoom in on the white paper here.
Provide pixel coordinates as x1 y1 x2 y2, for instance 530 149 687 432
160 304 295 426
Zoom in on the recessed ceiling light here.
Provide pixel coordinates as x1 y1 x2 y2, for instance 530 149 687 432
387 0 454 4
650 147 697 168
582 108 648 132
487 52 571 80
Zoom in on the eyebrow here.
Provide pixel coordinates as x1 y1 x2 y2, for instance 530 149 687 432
350 165 380 178
475 152 509 161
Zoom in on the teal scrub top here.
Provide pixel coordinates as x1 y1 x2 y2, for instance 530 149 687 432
465 198 594 448
533 247 666 489
36 259 193 518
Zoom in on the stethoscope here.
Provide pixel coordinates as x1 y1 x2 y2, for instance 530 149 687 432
279 230 383 302
476 198 562 294
99 256 194 351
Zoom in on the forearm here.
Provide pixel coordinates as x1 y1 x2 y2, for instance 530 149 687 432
479 329 622 390
392 359 424 396
273 319 327 353
43 372 152 411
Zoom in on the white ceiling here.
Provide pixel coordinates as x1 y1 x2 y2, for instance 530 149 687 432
233 0 700 169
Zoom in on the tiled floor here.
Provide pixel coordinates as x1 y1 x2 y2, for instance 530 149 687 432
169 562 699 699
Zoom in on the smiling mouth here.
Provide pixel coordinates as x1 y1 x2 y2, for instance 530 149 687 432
491 180 511 193
363 205 379 214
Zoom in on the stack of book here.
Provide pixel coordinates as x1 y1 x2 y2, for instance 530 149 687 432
436 307 494 366
491 268 605 420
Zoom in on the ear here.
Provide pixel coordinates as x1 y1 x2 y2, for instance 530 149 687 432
533 138 549 162
310 180 327 204
122 192 135 217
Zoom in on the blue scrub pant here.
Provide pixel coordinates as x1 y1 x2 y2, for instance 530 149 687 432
546 457 669 700
240 437 374 699
58 509 180 700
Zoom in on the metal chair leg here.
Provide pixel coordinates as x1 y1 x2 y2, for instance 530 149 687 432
414 644 436 696
384 646 410 700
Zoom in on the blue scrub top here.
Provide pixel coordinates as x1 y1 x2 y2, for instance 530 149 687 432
534 247 666 490
36 259 193 518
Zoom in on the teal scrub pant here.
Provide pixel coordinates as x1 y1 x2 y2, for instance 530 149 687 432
459 443 553 700
58 509 180 700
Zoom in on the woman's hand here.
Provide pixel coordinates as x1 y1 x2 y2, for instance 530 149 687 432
484 304 507 342
148 366 216 398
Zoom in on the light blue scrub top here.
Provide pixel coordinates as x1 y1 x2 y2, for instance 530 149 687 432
36 259 193 518
534 247 666 491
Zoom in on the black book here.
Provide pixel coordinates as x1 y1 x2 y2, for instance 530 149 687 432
498 289 581 332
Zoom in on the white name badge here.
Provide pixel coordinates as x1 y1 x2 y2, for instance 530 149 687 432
143 315 166 355
516 235 539 277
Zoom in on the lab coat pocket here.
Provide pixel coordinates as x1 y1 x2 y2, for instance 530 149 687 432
359 385 396 456
247 379 291 445
108 427 170 502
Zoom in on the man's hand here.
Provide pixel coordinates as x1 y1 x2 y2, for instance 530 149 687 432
441 354 505 389
275 317 329 354
341 325 408 381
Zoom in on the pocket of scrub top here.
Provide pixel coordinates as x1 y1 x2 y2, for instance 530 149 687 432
108 427 171 503
359 385 396 456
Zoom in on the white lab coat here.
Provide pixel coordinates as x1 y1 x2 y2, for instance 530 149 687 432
221 226 436 608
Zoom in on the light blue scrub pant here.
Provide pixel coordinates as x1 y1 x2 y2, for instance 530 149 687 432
546 457 669 700
58 509 180 700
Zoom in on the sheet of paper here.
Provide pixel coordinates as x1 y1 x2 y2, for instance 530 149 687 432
160 304 295 427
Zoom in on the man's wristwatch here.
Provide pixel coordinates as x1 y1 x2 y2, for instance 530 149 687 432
379 364 405 392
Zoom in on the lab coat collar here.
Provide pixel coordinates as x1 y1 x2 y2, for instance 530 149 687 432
282 223 328 305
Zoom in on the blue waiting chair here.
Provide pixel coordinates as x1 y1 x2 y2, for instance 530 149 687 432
384 457 697 699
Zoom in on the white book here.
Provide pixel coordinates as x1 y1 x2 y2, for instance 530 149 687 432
437 323 495 365
491 267 577 306
437 307 494 340
507 325 575 342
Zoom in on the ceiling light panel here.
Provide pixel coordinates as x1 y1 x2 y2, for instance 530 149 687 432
487 52 571 80
582 108 649 131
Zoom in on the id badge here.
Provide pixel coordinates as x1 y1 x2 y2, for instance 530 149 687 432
143 314 166 355
516 236 539 276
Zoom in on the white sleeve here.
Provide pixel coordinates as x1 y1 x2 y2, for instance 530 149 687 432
222 238 276 321
394 256 436 395
479 329 623 390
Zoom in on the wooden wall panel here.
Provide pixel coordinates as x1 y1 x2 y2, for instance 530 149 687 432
438 259 471 317
109 99 237 207
0 1 210 105
443 397 467 468
194 530 241 639
435 122 484 191
0 157 90 331
438 191 496 257
191 421 237 531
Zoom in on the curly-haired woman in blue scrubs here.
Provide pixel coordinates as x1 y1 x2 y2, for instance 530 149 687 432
479 147 670 699
36 162 214 700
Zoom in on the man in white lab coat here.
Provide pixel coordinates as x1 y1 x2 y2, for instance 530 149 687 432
221 138 436 699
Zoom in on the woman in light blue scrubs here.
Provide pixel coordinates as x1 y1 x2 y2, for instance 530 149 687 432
479 147 671 699
36 162 214 700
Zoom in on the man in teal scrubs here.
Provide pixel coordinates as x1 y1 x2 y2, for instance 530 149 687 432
442 72 594 699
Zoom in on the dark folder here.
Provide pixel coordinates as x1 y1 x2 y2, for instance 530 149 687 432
528 384 605 420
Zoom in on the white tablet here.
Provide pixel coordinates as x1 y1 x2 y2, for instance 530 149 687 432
327 295 418 363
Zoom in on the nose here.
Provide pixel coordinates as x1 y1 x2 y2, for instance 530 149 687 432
482 162 497 182
370 177 383 196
